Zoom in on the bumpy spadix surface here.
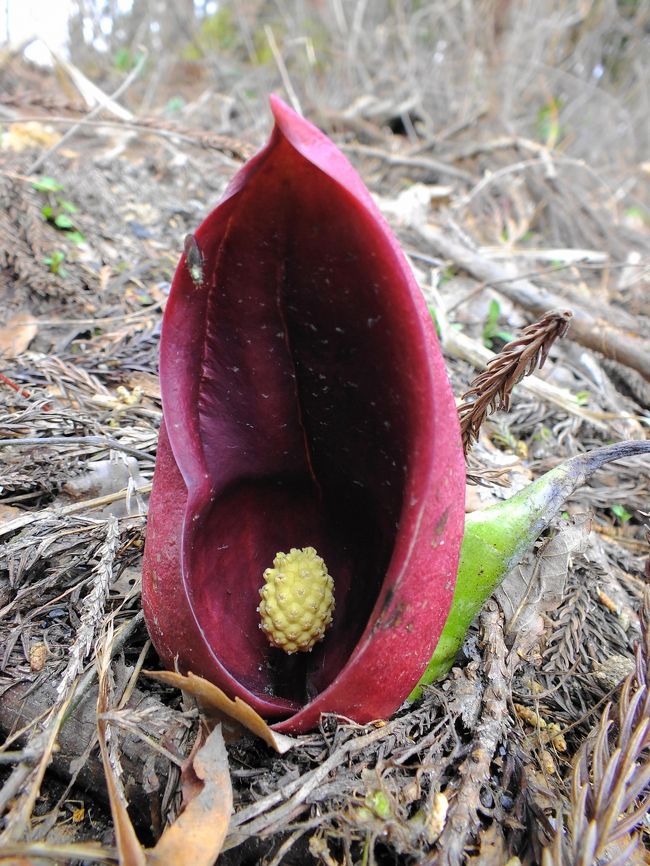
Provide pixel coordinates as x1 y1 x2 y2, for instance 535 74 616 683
142 96 465 732
258 547 335 653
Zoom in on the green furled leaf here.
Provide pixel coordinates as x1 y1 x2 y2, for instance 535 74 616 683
410 441 650 701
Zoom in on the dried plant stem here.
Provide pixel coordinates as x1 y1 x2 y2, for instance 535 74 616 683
340 142 475 183
0 841 116 863
0 689 77 841
0 483 152 540
264 26 302 115
0 435 156 462
223 714 415 851
96 619 147 866
425 601 511 865
0 370 33 400
420 224 650 380
27 50 148 175
0 614 143 835
443 327 616 432
458 309 573 452
56 516 120 701
2 114 251 161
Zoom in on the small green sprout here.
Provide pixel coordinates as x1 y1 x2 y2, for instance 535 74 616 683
611 504 633 524
114 46 141 72
44 250 67 275
32 176 85 244
31 176 64 193
166 96 185 114
364 791 391 820
428 305 441 338
482 299 514 349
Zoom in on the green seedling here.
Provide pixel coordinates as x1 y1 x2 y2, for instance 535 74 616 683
32 177 64 193
428 305 441 338
114 46 144 72
611 504 633 523
536 97 564 147
44 250 67 276
364 791 391 820
410 440 650 700
482 299 514 349
32 176 86 244
624 206 648 225
166 96 185 114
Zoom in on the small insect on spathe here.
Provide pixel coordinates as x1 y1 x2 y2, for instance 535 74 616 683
184 234 204 287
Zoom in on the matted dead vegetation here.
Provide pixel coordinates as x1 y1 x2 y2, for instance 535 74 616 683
0 2 649 864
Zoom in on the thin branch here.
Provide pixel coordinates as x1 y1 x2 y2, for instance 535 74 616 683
0 435 156 462
27 49 148 174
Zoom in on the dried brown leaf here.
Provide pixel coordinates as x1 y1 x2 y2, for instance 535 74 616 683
0 311 38 357
99 649 232 866
495 515 591 660
146 724 232 866
464 823 509 865
0 503 23 527
144 670 297 754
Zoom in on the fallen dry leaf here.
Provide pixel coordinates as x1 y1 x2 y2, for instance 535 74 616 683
147 724 232 866
98 740 146 863
0 504 24 527
0 311 38 357
1 121 61 151
495 514 591 660
145 670 297 754
178 726 209 807
127 371 161 401
98 629 233 866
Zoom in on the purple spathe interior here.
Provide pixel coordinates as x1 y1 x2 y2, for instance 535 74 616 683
161 133 437 711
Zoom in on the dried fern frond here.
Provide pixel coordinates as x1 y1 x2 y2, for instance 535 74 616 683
459 309 573 453
542 594 650 866
56 516 120 701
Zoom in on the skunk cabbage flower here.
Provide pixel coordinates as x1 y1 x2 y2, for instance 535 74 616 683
142 96 465 733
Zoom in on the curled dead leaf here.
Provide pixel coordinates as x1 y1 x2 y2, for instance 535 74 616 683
147 724 232 866
99 642 233 866
145 670 297 754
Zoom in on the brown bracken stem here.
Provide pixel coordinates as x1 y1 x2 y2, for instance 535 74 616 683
458 309 573 454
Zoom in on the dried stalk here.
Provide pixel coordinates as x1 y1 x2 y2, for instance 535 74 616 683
1 89 255 161
419 224 650 381
56 516 120 701
0 614 144 838
424 601 511 866
458 309 573 452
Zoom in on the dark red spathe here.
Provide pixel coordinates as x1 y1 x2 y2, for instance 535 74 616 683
142 96 465 733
